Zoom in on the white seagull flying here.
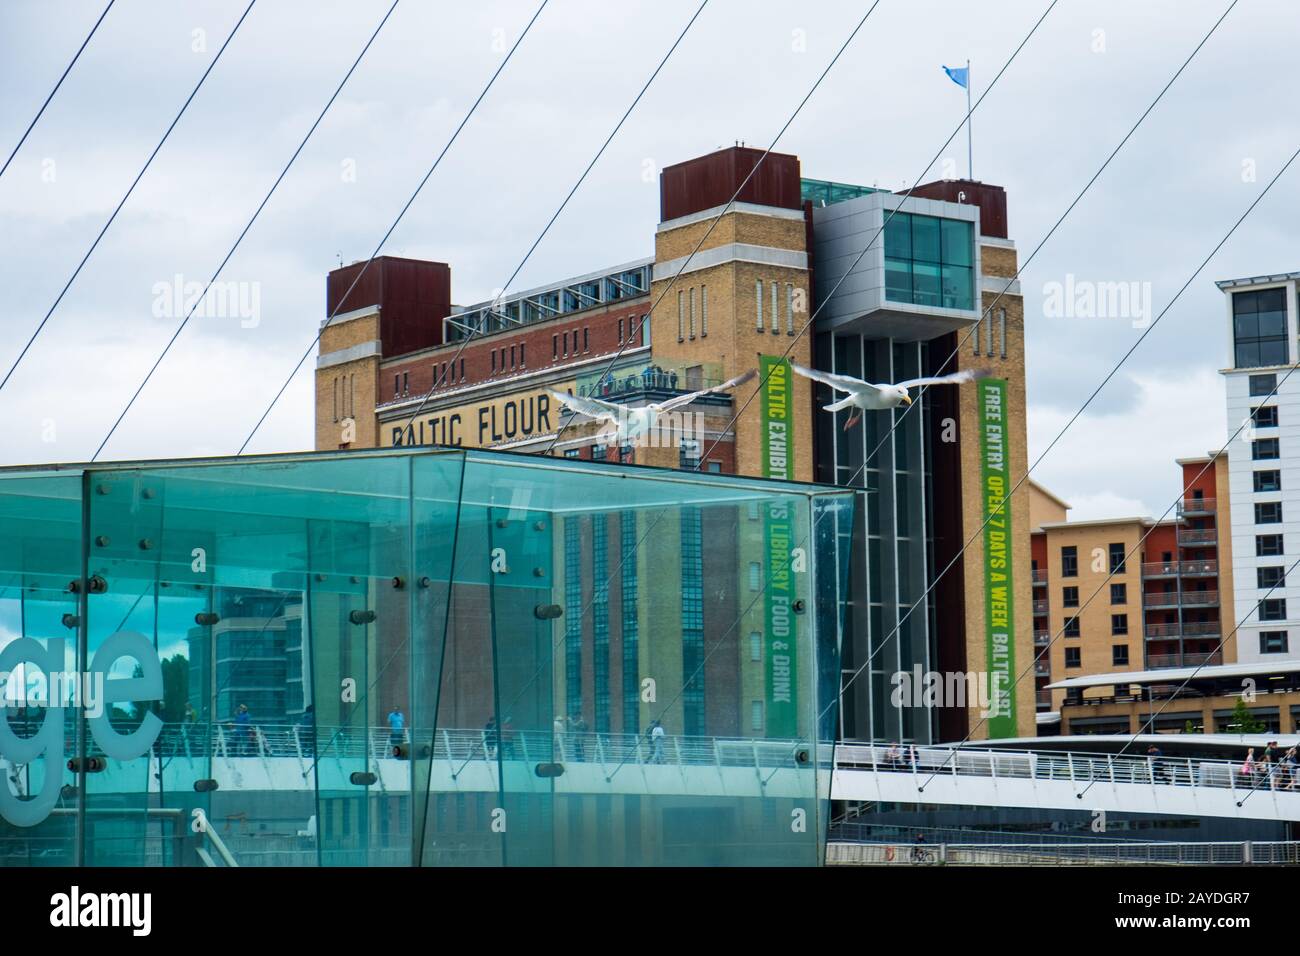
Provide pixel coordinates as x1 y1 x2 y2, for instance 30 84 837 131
549 370 757 447
790 363 993 429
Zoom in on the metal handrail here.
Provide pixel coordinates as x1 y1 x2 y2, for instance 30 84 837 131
832 742 1300 796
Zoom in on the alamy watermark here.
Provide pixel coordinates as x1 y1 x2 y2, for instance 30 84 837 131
891 666 1010 719
151 273 261 328
1043 274 1152 328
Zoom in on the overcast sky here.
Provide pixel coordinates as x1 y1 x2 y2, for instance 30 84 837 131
0 0 1292 520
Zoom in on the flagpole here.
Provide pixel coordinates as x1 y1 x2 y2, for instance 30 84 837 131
966 58 973 179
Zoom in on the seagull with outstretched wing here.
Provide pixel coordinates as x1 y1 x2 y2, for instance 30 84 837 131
549 369 757 447
790 362 993 429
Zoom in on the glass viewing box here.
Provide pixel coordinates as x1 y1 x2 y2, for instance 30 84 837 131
0 446 853 866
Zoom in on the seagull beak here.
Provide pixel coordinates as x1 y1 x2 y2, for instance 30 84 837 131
900 393 913 405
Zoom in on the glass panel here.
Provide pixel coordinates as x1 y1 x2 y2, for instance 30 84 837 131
940 218 973 266
912 261 941 307
0 449 852 868
883 211 911 259
0 475 82 865
884 258 912 303
910 214 940 263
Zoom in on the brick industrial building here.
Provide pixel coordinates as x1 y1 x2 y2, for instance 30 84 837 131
313 145 1036 744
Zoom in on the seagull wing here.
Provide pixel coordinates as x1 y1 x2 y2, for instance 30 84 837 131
651 369 757 413
895 368 994 389
790 362 876 395
547 389 623 424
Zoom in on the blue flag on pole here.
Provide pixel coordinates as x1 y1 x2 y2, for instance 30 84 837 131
942 65 969 89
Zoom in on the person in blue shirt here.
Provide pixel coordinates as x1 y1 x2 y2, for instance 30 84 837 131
387 707 405 749
234 704 251 756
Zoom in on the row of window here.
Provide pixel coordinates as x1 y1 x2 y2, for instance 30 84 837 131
1063 645 1129 668
552 328 589 362
678 286 707 340
972 308 1008 359
1059 583 1129 607
330 374 356 423
1059 543 1128 578
754 280 796 336
1061 613 1128 637
491 343 526 375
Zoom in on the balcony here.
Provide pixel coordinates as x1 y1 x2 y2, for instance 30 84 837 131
1144 621 1222 640
1141 559 1218 578
1034 630 1050 647
1036 688 1052 708
1147 651 1224 669
1034 660 1050 677
1032 599 1049 615
1177 528 1217 547
1143 589 1219 609
1177 497 1216 517
1032 569 1048 586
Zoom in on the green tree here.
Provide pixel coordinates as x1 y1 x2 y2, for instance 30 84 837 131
1229 696 1265 734
160 654 191 724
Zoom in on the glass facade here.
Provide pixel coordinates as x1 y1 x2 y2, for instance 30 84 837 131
0 447 851 867
814 333 937 745
1232 288 1288 368
883 212 975 311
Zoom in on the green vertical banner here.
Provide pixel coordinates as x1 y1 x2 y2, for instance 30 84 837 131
978 377 1016 738
760 355 797 736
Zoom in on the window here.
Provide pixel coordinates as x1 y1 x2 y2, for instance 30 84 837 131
1108 542 1126 574
1061 546 1078 578
1112 645 1129 666
510 345 516 369
459 358 465 380
1232 288 1287 368
1252 437 1280 460
563 332 569 357
1260 598 1287 622
1110 583 1127 605
1250 372 1278 397
1260 631 1289 654
1111 613 1128 636
706 461 721 473
1257 534 1285 556
552 334 558 360
678 290 684 340
402 372 408 395
1256 501 1283 524
1064 616 1080 638
583 328 589 352
591 444 607 462
748 562 761 590
688 288 695 339
1255 470 1282 493
1065 647 1081 669
1259 566 1287 589
750 701 764 732
394 374 400 397
520 343 526 367
771 281 779 334
746 501 760 521
786 283 794 334
563 448 580 459
749 632 762 661
332 377 338 422
1252 405 1280 428
491 351 496 373
883 212 975 310
1062 586 1079 607
756 281 764 331
618 318 624 345
701 286 708 337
